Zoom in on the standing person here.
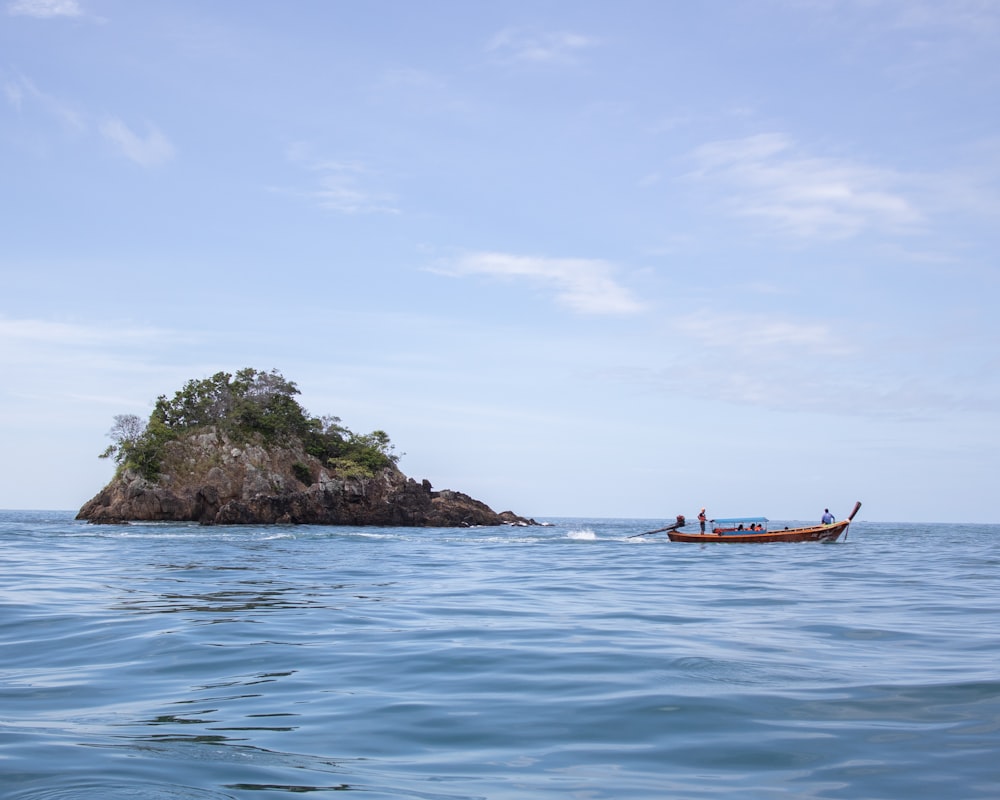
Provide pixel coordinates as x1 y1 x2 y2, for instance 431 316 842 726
821 508 835 524
698 508 707 533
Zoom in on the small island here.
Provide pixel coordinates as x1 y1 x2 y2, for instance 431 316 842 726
77 368 535 527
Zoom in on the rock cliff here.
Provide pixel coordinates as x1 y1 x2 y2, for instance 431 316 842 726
77 427 534 527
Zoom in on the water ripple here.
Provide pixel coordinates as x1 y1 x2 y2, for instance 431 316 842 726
2 513 998 798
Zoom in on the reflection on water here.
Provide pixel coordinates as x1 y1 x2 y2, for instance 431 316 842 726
115 670 304 748
223 782 352 793
5 783 239 800
114 585 325 615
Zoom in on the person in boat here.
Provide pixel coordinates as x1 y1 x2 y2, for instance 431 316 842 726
821 509 835 524
698 508 707 533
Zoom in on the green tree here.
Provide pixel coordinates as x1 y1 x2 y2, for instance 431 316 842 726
100 413 147 465
98 368 401 481
152 370 236 429
100 413 174 481
151 368 307 442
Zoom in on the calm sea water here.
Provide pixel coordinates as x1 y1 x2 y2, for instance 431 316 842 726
1 510 997 799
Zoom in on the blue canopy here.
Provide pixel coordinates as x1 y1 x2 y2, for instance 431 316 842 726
712 517 769 524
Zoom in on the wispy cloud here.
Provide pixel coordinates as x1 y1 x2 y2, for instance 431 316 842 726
673 311 854 358
781 0 1000 83
599 310 996 418
310 162 399 214
799 0 1000 37
3 71 85 132
432 251 644 315
374 67 476 118
893 1 1000 34
0 316 173 350
688 133 921 239
0 315 185 384
3 75 24 110
781 0 1000 33
607 359 972 418
487 28 598 63
602 304 1000 418
670 311 858 409
7 0 81 17
5 72 173 164
284 144 399 214
100 118 175 167
0 316 207 433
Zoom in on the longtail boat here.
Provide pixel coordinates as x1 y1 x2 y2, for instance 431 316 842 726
666 501 862 543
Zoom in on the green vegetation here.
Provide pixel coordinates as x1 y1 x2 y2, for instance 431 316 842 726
100 368 400 481
291 461 313 486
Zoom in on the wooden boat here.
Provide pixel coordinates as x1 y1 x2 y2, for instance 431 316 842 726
666 502 861 543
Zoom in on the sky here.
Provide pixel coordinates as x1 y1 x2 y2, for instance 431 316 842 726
2 0 999 523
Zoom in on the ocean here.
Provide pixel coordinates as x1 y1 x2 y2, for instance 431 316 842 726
1 510 997 799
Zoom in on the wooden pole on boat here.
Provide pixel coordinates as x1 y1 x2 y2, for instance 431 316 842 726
629 525 671 538
843 501 862 540
629 515 686 538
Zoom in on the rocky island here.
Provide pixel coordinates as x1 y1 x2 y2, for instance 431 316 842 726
77 368 535 527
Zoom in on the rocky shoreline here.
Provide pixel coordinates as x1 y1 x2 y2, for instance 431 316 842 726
77 428 535 528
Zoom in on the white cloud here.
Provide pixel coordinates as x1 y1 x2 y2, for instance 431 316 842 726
0 316 174 353
689 133 921 239
433 251 644 315
608 308 999 418
283 145 399 214
487 28 598 63
600 309 978 417
590 310 876 414
779 0 1000 84
672 311 855 358
4 71 86 132
617 352 994 418
817 0 1000 37
0 317 110 346
6 75 178 164
100 118 175 167
3 78 22 109
893 1 1000 33
0 315 206 413
781 0 1000 33
0 316 191 410
7 0 81 17
311 167 399 215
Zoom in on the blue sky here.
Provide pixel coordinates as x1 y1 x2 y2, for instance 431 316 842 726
2 0 998 522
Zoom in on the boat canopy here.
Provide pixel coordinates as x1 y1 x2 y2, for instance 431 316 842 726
712 517 768 524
